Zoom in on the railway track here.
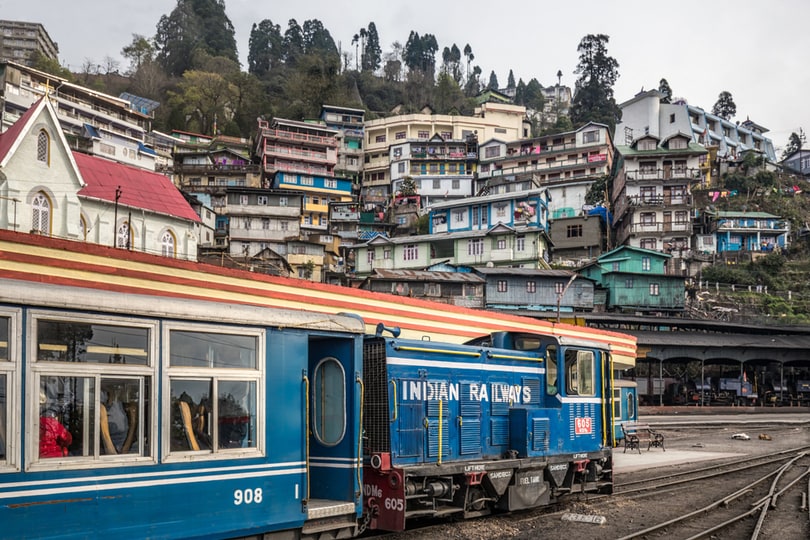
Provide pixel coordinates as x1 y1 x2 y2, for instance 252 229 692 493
613 448 810 539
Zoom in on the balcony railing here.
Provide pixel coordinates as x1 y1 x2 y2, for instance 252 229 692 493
624 167 702 182
477 154 609 179
626 194 693 207
259 128 337 147
630 221 692 234
263 145 332 163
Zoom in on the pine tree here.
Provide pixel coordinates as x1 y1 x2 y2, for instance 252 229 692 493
658 78 672 104
712 91 736 120
569 34 621 132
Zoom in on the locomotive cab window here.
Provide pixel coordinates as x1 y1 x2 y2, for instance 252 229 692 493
564 349 595 396
312 357 346 446
546 345 558 395
29 313 155 467
166 327 261 457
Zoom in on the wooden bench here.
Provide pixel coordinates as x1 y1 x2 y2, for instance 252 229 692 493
620 422 665 454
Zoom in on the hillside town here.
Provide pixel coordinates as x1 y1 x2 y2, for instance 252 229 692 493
1 19 807 322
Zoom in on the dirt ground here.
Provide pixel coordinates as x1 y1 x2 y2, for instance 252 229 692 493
370 413 810 540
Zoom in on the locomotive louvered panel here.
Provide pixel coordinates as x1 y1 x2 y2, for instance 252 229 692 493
522 377 541 404
567 401 597 441
532 418 550 452
460 382 482 416
427 419 451 458
362 338 390 453
426 400 450 417
491 393 510 416
398 403 424 457
460 419 482 455
491 417 509 446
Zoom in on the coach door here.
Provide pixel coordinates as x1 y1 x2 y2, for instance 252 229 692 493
307 337 360 508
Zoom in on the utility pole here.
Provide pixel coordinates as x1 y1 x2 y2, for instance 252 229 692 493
113 186 121 247
556 274 578 323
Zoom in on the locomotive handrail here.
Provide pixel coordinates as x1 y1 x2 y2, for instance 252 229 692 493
390 379 398 421
356 374 364 497
438 400 443 465
394 345 480 357
488 352 544 362
302 372 310 503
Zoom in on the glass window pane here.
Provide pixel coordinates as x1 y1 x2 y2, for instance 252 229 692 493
170 379 213 451
313 358 345 446
577 351 595 395
217 380 256 449
170 331 256 368
37 320 149 365
101 377 149 456
39 376 95 458
0 317 8 361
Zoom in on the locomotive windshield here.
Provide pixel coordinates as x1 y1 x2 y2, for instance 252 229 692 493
565 349 595 396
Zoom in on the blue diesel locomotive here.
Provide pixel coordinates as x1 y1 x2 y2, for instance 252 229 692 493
361 326 618 532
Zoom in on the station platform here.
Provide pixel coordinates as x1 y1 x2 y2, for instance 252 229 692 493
613 448 741 472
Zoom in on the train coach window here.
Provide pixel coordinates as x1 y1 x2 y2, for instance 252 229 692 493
166 326 261 457
564 349 595 396
30 314 155 466
312 357 346 446
170 330 256 368
0 315 8 361
36 320 149 365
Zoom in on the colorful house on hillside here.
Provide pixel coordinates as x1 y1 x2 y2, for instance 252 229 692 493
708 210 789 254
0 97 200 260
579 245 684 314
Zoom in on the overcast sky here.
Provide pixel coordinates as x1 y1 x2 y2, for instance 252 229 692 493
4 0 808 152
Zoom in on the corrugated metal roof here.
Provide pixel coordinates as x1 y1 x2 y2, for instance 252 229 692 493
75 151 200 223
474 267 577 278
371 269 485 283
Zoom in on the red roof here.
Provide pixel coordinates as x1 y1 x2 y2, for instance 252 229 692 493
74 152 200 222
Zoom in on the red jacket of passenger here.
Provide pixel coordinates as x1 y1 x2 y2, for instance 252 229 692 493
40 414 72 458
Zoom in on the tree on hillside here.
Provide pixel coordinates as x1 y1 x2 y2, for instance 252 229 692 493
712 91 736 120
281 19 305 67
569 34 621 132
28 50 73 80
302 19 338 58
463 44 474 85
658 78 672 104
362 23 382 73
524 78 545 111
782 129 806 160
403 32 438 78
122 35 156 75
440 44 462 83
382 41 403 82
247 19 283 78
514 79 526 104
507 70 516 90
167 69 238 135
154 0 237 77
488 71 499 90
464 65 482 97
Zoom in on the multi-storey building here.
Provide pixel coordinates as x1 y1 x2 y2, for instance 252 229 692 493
207 187 302 274
476 122 615 266
611 132 707 275
706 210 789 255
168 131 261 192
389 133 479 206
361 102 530 209
0 20 58 66
352 221 551 277
615 89 776 187
320 104 364 189
255 117 352 280
0 61 156 170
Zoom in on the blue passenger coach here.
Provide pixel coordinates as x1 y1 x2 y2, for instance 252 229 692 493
362 327 617 532
0 279 365 540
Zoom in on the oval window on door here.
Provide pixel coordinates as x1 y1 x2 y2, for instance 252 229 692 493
312 357 346 446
